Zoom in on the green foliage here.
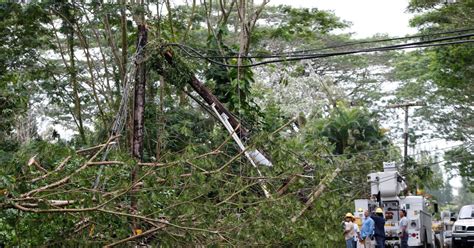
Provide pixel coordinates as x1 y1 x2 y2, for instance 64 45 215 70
310 105 389 155
455 178 474 207
400 1 474 141
151 47 195 90
260 5 348 41
0 2 422 246
0 140 78 245
0 3 50 142
392 0 474 193
427 163 453 205
0 104 394 246
444 146 474 191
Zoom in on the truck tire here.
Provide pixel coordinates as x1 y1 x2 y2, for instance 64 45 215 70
452 239 461 248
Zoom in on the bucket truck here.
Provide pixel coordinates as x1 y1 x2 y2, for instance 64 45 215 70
354 162 436 247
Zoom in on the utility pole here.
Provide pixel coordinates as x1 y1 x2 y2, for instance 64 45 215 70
161 51 273 198
386 101 425 174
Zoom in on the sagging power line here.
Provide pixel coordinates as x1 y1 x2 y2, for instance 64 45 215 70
163 30 474 68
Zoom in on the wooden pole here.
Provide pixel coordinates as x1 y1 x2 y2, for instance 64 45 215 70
386 101 425 174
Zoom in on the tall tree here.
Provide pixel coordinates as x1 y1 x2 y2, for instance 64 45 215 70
391 0 474 190
0 3 49 145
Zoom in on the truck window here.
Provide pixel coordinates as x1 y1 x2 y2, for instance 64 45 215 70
458 205 474 219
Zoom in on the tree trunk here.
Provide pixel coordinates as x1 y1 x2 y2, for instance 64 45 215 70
68 28 86 144
103 12 123 99
237 0 268 60
156 75 165 160
237 0 249 67
120 0 128 86
130 23 147 235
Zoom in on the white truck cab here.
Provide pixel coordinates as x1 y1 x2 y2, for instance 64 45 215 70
452 204 474 247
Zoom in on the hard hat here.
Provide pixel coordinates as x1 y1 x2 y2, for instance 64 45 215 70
345 213 355 218
375 208 383 214
358 208 363 212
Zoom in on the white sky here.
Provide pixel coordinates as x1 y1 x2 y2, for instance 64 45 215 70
267 0 417 38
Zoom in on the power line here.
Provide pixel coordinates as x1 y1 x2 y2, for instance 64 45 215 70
316 141 468 159
265 27 474 56
175 38 474 67
177 28 474 59
165 33 474 68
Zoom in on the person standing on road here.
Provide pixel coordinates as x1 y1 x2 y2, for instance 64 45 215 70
344 213 356 248
399 209 409 248
360 210 375 248
353 219 360 248
371 208 386 248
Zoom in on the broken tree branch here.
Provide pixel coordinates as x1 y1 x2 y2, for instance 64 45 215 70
18 200 76 207
104 225 165 247
22 136 119 198
28 154 48 174
87 161 126 166
31 156 72 183
76 142 116 155
291 167 342 222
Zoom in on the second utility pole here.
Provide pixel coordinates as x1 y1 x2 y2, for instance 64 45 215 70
386 101 425 174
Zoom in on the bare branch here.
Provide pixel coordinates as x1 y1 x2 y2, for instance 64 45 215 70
104 226 165 247
87 161 126 166
28 154 48 174
291 167 342 222
31 156 72 183
22 136 119 198
99 209 220 234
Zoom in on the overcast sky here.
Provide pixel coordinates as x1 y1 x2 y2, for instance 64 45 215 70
266 0 417 38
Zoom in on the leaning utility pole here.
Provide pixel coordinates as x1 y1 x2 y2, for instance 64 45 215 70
161 50 272 198
386 101 425 174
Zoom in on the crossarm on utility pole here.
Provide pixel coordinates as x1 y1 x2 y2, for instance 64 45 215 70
210 104 271 198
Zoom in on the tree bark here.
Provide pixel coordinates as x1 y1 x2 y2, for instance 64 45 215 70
120 0 128 86
237 0 248 67
156 75 165 160
130 22 147 235
237 0 268 60
68 23 86 144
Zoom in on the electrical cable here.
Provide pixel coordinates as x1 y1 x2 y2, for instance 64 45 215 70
164 33 474 68
171 27 474 58
182 31 474 59
169 34 474 68
262 27 474 56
